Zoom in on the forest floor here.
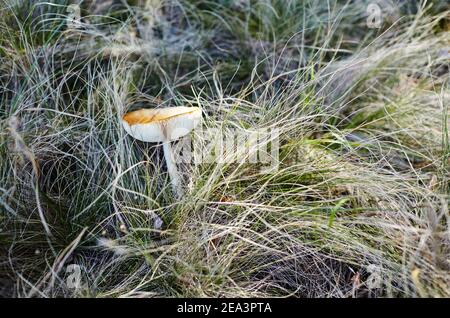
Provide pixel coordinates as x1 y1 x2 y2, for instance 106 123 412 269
0 0 449 297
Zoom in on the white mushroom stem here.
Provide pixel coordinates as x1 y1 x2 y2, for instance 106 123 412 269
162 141 182 199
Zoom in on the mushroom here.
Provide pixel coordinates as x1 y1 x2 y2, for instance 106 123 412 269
122 106 202 198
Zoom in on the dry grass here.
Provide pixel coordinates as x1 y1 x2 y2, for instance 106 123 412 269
0 0 449 297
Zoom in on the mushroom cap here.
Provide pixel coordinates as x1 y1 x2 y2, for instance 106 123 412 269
122 106 202 142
